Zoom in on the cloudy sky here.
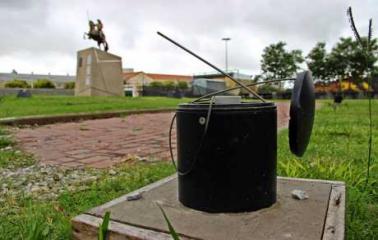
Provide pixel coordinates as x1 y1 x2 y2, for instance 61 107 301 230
0 0 376 76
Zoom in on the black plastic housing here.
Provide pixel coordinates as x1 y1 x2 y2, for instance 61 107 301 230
176 102 277 213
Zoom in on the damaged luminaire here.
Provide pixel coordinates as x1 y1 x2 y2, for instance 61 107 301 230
159 32 315 213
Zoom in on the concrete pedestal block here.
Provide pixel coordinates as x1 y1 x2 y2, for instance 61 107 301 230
72 175 345 240
75 47 124 96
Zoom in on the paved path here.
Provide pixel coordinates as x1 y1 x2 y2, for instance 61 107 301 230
13 103 290 168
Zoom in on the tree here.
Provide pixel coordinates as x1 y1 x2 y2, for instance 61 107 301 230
327 37 355 81
252 74 262 82
328 37 378 82
306 42 332 81
177 81 188 90
350 38 378 82
150 81 164 88
163 81 175 90
261 42 304 88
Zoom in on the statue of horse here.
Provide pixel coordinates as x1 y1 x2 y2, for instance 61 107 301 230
85 20 109 52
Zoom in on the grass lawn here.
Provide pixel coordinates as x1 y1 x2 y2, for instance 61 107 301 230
0 99 377 239
0 96 192 118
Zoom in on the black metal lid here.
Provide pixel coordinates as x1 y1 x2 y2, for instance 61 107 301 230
289 71 315 157
177 102 275 112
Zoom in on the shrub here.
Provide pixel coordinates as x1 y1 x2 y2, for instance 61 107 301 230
257 83 279 93
33 79 55 89
177 81 188 90
149 81 164 88
164 81 176 90
4 79 30 88
64 82 75 89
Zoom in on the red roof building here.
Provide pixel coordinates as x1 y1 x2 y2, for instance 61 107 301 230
123 71 192 86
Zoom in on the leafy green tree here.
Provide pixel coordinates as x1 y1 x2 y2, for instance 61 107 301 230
177 81 188 90
261 42 304 88
328 37 378 83
252 74 262 82
327 37 355 80
163 81 175 90
306 42 332 81
149 81 164 88
350 38 378 81
5 79 31 88
257 83 279 93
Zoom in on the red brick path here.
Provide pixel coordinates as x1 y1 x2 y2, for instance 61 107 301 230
13 103 289 168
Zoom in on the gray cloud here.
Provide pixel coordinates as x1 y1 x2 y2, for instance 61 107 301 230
0 0 376 75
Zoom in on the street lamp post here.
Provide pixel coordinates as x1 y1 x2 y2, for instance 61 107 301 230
222 37 231 73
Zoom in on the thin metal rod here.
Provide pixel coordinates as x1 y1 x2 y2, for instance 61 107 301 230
347 6 374 190
225 40 228 72
157 31 266 102
192 78 295 103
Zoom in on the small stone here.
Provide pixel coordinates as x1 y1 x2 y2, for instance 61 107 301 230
2 146 12 151
77 185 90 191
21 177 28 185
39 193 58 200
127 192 143 201
136 156 147 162
282 233 292 239
291 189 309 200
70 173 79 179
37 181 48 187
80 176 97 185
30 186 41 193
53 174 61 181
30 185 49 193
109 169 117 175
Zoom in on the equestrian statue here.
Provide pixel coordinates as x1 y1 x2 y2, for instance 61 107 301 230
85 19 109 52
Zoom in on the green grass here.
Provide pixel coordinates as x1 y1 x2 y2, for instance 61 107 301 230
0 128 35 168
0 162 175 239
0 96 191 118
278 100 377 239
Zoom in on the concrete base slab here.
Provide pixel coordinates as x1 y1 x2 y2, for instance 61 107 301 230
72 176 345 240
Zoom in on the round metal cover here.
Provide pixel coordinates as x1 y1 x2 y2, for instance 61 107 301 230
289 71 315 157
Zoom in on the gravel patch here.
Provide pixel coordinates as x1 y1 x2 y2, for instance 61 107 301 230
0 164 104 202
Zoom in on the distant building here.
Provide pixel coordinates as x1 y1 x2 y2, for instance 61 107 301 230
193 71 255 95
0 71 75 88
192 78 226 96
123 71 192 96
194 71 252 82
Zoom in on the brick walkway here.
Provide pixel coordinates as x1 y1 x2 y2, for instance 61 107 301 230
13 103 290 168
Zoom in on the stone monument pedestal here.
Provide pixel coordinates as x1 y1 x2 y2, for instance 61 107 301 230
75 47 124 96
72 175 345 240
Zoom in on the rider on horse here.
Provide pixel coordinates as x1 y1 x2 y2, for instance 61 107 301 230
96 19 104 39
86 19 109 52
88 20 97 37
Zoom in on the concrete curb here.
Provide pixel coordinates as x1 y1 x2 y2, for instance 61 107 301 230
0 108 175 126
